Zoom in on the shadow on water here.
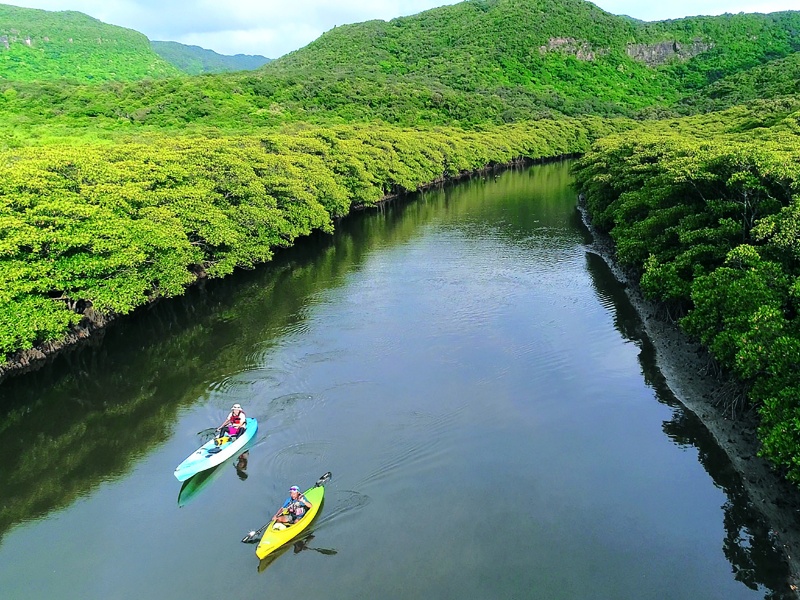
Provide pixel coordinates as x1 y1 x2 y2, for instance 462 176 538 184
256 532 337 573
584 250 792 598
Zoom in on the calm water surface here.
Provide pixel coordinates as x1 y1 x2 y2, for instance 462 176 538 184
0 162 790 599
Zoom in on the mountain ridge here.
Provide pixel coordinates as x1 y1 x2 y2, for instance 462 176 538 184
150 40 271 75
1 0 800 129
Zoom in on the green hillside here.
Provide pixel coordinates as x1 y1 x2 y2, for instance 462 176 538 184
263 0 800 116
151 41 270 75
681 52 800 112
2 0 799 134
0 3 180 81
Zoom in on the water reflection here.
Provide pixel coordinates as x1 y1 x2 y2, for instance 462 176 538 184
235 450 250 481
178 443 254 507
257 533 337 573
0 198 429 541
584 249 792 597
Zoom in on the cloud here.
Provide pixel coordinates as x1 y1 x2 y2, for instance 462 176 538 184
6 1 800 57
176 25 323 58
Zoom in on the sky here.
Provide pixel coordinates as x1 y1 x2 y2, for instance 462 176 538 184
6 0 800 58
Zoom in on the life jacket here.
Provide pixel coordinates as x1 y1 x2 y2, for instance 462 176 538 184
286 496 306 517
229 411 245 426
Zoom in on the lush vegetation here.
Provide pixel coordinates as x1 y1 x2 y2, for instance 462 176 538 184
150 41 271 75
0 3 179 81
0 117 628 361
3 0 800 488
681 52 800 113
573 102 800 482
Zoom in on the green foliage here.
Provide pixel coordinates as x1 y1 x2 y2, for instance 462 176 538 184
0 117 625 360
574 109 800 482
683 53 800 113
150 41 271 75
0 3 180 82
2 0 800 134
641 12 800 91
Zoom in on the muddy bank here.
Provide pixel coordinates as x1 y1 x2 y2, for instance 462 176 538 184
577 195 800 597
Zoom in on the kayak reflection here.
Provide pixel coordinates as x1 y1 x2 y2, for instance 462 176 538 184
178 441 254 507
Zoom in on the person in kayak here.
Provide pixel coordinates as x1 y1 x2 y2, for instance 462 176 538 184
273 485 313 525
217 403 247 438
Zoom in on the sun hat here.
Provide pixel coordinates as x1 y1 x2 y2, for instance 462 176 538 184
232 403 242 409
289 485 300 492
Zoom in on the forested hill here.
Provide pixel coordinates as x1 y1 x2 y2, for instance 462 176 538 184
264 0 800 116
150 41 271 75
2 0 800 129
0 3 179 81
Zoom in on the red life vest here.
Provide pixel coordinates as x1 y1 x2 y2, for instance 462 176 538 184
229 411 245 426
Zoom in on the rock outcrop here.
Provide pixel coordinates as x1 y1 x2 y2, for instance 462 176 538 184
626 40 712 66
539 37 608 61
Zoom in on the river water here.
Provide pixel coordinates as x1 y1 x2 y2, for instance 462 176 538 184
0 161 790 599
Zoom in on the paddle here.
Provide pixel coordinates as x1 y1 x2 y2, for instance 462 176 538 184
292 534 337 555
241 471 332 543
196 427 219 438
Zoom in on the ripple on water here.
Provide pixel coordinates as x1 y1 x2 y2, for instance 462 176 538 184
205 373 247 394
259 439 335 483
354 405 467 489
261 393 320 430
313 489 373 530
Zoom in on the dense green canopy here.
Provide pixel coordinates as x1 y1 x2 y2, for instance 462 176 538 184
573 101 800 482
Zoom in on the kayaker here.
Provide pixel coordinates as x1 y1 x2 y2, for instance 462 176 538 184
273 485 313 525
217 403 247 438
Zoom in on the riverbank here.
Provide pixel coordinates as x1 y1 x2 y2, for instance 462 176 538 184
0 151 582 384
578 195 800 597
2 118 632 384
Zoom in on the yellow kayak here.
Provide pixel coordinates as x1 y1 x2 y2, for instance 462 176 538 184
256 473 330 560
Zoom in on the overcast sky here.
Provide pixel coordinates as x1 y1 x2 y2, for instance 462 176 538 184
6 0 799 58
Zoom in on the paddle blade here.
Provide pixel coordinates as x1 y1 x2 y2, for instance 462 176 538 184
241 530 257 543
242 521 271 543
313 548 338 555
315 472 332 487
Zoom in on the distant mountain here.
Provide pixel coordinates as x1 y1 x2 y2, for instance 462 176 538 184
0 3 180 82
151 41 271 75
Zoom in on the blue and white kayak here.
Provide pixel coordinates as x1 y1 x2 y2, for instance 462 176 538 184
174 418 257 482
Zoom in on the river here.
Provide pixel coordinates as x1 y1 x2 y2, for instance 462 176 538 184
0 161 790 599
